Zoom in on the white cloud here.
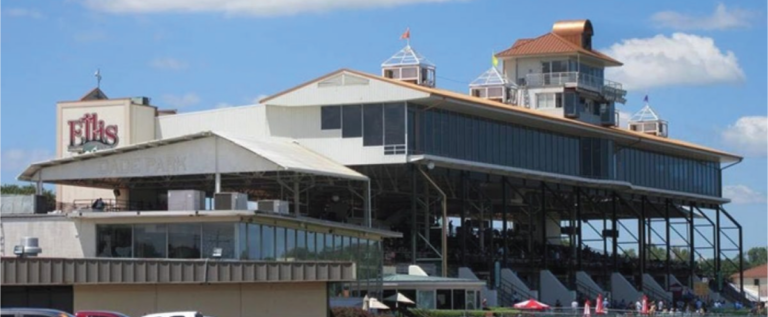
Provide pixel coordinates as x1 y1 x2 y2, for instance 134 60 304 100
723 185 767 204
604 33 745 90
162 93 201 108
150 57 188 71
721 116 767 157
1 149 53 173
651 3 755 31
5 8 44 19
82 0 460 16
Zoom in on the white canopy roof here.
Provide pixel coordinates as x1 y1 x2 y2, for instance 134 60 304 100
19 131 368 183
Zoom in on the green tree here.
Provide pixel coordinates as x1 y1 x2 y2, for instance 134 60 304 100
747 247 767 267
623 248 637 258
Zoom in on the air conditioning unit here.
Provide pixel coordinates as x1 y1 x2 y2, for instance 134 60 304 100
256 200 290 215
214 192 248 210
131 96 151 105
168 190 206 211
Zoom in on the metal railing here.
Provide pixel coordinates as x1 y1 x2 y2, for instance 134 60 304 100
524 72 626 101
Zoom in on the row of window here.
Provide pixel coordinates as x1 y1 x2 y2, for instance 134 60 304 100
96 222 384 264
616 147 720 196
539 60 604 79
410 107 583 177
321 103 406 147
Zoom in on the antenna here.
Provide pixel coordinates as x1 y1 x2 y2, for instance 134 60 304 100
94 68 102 88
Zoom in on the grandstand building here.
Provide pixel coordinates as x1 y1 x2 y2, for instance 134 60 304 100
2 19 749 314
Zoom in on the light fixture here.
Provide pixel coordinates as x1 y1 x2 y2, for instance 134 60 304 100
332 194 340 202
427 161 435 170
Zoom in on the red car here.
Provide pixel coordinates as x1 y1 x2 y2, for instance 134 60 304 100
75 311 131 317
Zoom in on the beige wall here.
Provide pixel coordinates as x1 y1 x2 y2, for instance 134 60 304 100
0 216 95 258
74 282 328 317
55 99 157 211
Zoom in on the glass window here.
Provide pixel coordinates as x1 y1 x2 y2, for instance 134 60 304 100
286 228 295 260
275 227 286 260
315 232 324 259
363 104 384 146
168 223 201 259
262 225 274 260
202 223 234 259
321 106 341 130
134 224 166 258
384 103 405 145
308 231 317 259
401 67 418 79
96 224 132 258
342 105 362 138
248 224 262 260
417 290 436 309
237 223 247 259
296 230 306 260
552 60 567 73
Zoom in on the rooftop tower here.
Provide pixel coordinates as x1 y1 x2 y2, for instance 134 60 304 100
628 97 668 138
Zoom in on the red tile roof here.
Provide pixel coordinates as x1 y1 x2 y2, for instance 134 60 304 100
496 33 622 66
732 264 768 280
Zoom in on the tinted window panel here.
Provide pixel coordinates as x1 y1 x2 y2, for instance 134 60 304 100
342 105 362 138
203 223 234 259
384 103 405 145
321 106 341 130
363 104 384 146
134 224 166 258
97 224 132 258
168 223 201 259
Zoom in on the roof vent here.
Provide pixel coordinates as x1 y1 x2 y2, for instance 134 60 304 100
628 98 668 138
552 19 593 50
14 237 42 257
131 96 151 105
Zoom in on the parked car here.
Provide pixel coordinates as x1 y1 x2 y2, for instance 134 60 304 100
1 308 75 317
75 311 131 317
141 312 204 317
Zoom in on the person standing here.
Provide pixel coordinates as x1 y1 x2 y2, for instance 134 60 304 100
572 298 579 314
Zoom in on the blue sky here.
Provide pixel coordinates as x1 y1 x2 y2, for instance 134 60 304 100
1 0 766 249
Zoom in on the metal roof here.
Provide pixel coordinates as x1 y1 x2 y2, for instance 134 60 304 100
381 45 435 68
1 257 356 285
496 33 622 66
18 131 368 183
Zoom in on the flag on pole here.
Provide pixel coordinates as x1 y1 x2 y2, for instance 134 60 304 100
400 28 410 40
643 95 649 103
492 53 499 67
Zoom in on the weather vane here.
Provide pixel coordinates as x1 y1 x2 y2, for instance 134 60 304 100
94 68 102 88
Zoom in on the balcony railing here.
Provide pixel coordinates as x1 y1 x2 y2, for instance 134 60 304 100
525 72 626 102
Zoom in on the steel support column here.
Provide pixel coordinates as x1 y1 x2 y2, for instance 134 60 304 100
411 166 417 264
715 206 722 291
639 197 645 290
612 192 618 271
541 182 547 270
576 188 582 270
461 172 467 267
502 177 509 267
665 199 671 290
689 202 696 287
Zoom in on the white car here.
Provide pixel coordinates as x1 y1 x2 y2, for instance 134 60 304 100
142 312 206 317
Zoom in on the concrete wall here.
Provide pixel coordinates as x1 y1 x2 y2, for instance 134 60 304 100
539 270 575 306
610 273 640 305
500 268 537 300
0 216 95 258
74 282 327 317
576 271 605 298
643 273 672 303
1 195 39 214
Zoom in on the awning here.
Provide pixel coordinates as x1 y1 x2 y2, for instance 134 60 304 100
18 131 368 184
